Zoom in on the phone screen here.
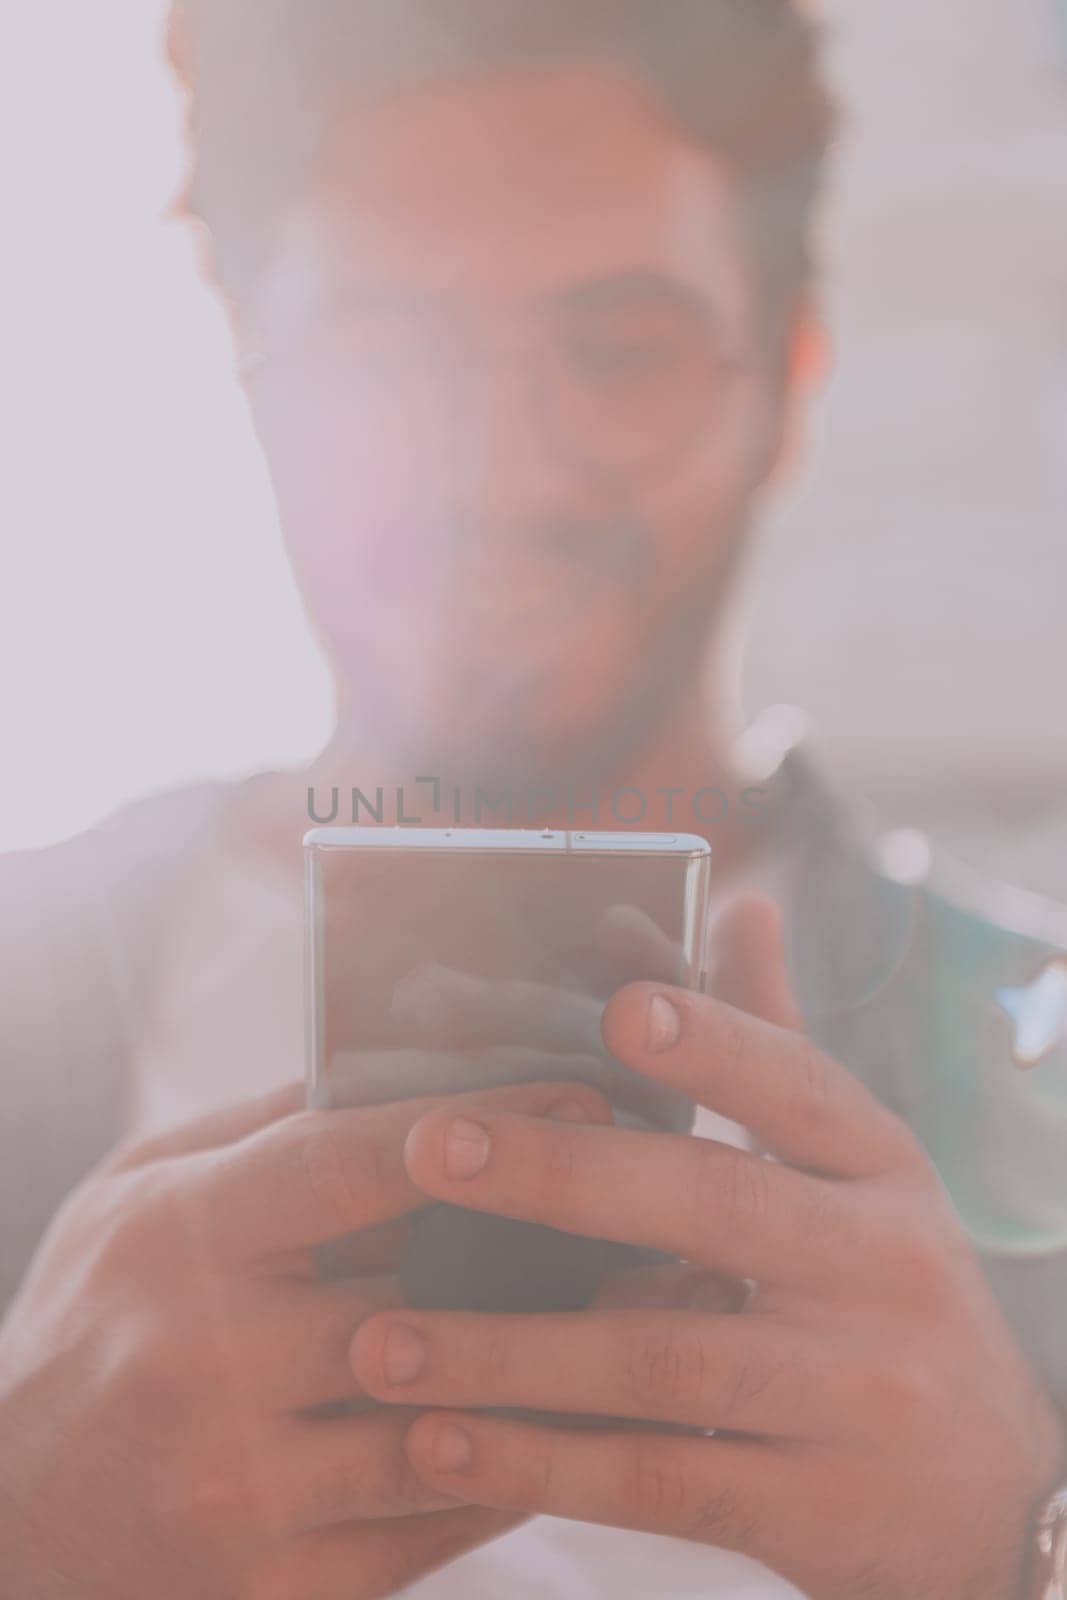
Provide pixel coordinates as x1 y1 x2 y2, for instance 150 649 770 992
306 830 710 1311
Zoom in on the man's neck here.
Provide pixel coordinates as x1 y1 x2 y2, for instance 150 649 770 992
304 674 765 877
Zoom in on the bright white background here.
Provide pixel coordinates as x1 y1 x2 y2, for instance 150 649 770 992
0 1 335 853
2 1 1065 857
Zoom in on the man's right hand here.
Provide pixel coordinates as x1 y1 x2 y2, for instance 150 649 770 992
0 1075 610 1599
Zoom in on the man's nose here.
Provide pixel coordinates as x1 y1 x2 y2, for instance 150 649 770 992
446 336 577 533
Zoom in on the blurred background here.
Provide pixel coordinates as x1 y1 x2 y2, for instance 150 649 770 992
2 1 1065 888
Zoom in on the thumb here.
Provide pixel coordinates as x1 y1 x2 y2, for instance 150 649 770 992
708 894 804 1032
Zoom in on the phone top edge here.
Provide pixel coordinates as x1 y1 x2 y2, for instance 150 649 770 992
303 826 710 858
569 831 710 857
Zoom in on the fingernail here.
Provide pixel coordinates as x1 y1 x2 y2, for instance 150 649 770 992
548 1098 590 1124
443 1117 491 1180
382 1323 428 1386
645 994 682 1053
431 1421 474 1473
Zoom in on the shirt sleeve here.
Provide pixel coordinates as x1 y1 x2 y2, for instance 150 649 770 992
0 783 228 1319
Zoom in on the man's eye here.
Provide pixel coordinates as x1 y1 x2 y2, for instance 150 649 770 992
568 339 684 379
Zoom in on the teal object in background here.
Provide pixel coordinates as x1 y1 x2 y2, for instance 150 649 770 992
774 753 1067 1261
920 892 1067 1256
802 870 1067 1259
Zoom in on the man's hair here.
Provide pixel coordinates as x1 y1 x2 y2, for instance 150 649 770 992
171 0 836 341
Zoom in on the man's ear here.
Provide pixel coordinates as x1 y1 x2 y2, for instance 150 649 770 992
759 301 832 489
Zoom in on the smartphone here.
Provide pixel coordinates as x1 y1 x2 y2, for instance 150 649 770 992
305 827 711 1312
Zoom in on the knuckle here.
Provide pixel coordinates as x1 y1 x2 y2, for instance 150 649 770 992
126 1315 201 1400
623 1440 692 1527
687 1146 724 1232
183 1466 239 1539
719 1015 748 1064
704 1146 772 1239
93 1311 189 1431
786 1042 837 1140
799 1042 835 1111
885 1222 959 1317
90 1283 232 1425
163 1445 252 1548
477 1323 512 1386
717 1349 786 1430
797 1176 844 1256
866 1347 940 1437
89 1177 170 1277
526 1435 554 1506
624 1326 709 1416
125 1161 231 1277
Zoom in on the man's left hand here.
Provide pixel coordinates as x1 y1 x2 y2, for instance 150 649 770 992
351 905 1065 1600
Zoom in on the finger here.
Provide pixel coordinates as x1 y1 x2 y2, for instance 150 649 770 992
111 1082 305 1171
601 984 917 1178
709 895 804 1030
404 1411 793 1559
403 1110 856 1287
182 1078 613 1265
242 1507 524 1600
593 1262 747 1314
707 897 805 1164
353 1307 827 1437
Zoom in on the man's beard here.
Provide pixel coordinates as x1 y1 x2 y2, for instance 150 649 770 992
337 511 750 801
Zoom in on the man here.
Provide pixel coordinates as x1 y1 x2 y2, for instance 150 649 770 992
1 3 1065 1596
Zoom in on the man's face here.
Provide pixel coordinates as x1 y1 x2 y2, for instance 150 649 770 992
245 65 786 783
